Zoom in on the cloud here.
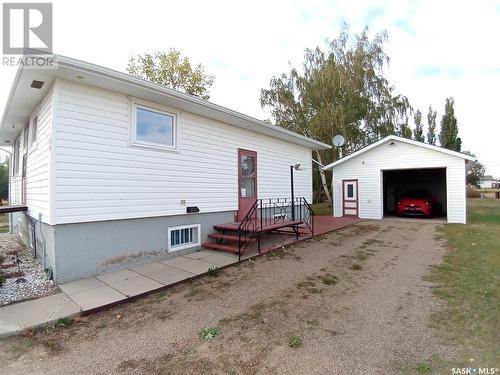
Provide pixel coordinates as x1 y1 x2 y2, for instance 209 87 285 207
0 0 499 176
364 7 385 25
414 65 463 78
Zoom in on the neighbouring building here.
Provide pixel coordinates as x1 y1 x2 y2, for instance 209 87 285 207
478 175 494 189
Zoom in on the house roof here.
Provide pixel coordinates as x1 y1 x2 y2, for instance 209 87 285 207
0 54 331 150
323 135 476 170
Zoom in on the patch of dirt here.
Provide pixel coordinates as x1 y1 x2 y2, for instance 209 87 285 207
0 235 59 306
0 221 453 374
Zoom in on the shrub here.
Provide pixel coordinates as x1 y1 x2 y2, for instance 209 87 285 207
318 274 338 285
56 317 73 327
415 363 432 374
0 272 6 287
206 266 221 277
288 336 302 348
200 327 220 340
467 185 480 198
351 263 363 271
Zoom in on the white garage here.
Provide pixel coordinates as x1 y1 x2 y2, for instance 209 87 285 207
323 135 476 224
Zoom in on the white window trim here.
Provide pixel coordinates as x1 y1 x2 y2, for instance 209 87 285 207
12 136 21 176
129 99 179 152
167 224 201 252
23 126 29 151
28 114 39 154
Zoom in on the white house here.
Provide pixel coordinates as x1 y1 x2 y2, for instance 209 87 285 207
0 54 329 282
323 135 476 224
478 175 493 189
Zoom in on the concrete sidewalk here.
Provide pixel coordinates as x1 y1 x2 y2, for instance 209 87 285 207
0 250 238 338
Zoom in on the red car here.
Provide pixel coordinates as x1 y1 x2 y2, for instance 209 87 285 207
396 190 437 217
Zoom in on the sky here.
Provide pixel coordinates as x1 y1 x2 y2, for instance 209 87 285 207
1 0 499 176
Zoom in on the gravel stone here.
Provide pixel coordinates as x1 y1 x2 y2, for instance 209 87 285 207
0 234 59 306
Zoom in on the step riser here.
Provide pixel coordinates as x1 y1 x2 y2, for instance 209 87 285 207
208 234 256 243
202 242 240 254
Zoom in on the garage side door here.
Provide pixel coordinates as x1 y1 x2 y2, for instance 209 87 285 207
342 179 358 217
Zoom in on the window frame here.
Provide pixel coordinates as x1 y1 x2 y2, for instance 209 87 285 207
28 114 39 153
130 99 178 151
167 224 201 252
12 136 21 176
23 126 29 151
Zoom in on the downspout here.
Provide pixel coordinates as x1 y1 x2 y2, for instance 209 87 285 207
29 217 37 258
38 213 47 271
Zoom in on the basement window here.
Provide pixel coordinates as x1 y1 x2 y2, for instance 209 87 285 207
130 100 177 151
168 224 200 252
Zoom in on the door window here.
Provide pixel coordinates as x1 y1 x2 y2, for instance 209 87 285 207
240 155 256 197
347 184 354 198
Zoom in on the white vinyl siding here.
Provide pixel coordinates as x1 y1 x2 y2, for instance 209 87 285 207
26 88 53 222
9 88 54 223
52 80 312 224
332 140 467 224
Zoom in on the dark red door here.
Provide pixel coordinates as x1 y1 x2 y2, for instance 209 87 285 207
238 149 257 221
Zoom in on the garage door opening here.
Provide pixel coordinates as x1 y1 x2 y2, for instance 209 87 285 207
383 168 447 220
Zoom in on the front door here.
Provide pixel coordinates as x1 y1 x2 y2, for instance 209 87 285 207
238 149 257 221
342 179 358 217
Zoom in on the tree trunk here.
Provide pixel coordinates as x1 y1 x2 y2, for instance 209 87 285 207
315 150 332 205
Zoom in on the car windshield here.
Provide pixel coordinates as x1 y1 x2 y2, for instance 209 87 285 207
402 190 431 199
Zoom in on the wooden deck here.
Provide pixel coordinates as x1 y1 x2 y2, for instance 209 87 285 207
0 205 28 214
203 216 361 257
214 219 303 233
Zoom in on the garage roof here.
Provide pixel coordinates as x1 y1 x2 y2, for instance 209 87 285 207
0 54 331 150
323 135 476 170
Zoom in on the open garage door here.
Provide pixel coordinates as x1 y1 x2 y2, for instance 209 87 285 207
383 168 447 219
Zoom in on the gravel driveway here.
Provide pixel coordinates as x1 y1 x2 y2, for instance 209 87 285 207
0 220 453 374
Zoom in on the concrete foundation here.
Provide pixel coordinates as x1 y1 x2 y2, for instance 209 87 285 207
11 211 56 278
12 210 235 283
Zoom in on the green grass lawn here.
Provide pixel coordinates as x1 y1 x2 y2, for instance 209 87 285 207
0 213 9 233
311 202 331 216
427 199 500 370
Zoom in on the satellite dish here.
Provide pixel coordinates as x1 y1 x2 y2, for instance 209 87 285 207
332 135 345 147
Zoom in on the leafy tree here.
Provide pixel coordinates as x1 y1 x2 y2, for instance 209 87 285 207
398 118 412 139
426 105 437 145
463 151 484 187
127 49 215 100
413 109 425 142
260 25 411 202
439 97 461 151
0 158 8 203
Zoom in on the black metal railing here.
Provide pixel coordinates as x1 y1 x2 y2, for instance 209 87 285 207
237 197 315 261
300 197 315 235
